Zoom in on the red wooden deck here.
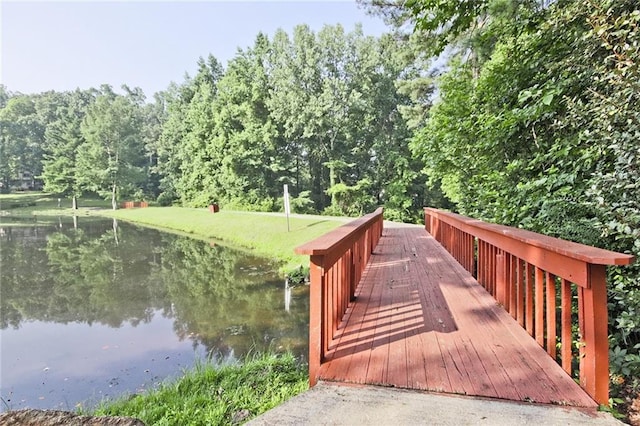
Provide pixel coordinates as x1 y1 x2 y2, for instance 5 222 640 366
317 225 597 407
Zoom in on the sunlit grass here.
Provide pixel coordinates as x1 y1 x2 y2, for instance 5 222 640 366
0 192 110 225
96 206 345 274
90 352 307 425
0 192 109 216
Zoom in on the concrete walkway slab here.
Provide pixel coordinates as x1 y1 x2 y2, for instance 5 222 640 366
248 382 622 425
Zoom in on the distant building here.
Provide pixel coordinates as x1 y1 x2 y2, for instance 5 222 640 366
10 171 42 191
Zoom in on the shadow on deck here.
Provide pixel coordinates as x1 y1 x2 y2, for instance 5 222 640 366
316 226 597 407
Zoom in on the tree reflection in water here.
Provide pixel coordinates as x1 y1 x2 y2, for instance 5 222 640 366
0 217 308 410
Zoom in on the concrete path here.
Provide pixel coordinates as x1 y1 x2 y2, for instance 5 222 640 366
248 382 622 426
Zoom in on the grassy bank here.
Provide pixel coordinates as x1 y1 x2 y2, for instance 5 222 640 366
0 192 346 274
91 353 307 425
96 207 345 274
0 192 110 224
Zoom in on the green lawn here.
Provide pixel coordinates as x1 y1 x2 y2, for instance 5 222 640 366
97 207 344 274
0 192 110 225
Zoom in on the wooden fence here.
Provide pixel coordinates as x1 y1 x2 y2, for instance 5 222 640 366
120 201 148 209
424 207 635 404
295 207 384 386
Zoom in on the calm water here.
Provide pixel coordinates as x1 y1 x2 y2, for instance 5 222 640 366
0 217 309 411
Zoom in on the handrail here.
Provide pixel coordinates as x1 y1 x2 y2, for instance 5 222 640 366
295 207 384 386
425 207 635 405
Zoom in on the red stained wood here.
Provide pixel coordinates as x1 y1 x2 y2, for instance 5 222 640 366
561 279 573 375
546 273 557 359
535 267 545 347
317 227 597 407
581 265 610 404
516 259 525 327
508 254 517 319
308 255 323 386
525 262 534 336
424 208 634 267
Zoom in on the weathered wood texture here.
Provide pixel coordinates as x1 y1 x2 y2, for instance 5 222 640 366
317 226 598 407
424 208 635 405
295 207 383 386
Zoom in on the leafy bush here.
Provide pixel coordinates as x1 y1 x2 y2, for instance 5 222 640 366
289 191 316 215
156 192 176 207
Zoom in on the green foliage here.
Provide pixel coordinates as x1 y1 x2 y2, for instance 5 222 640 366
156 191 176 207
610 345 640 378
579 0 640 358
0 94 45 191
326 179 376 217
92 353 307 425
406 0 489 55
289 191 316 215
41 89 95 200
78 86 146 209
3 25 439 223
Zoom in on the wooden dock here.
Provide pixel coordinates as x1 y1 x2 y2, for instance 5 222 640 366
315 225 597 407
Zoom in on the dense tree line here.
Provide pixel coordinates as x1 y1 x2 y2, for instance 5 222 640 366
0 24 446 222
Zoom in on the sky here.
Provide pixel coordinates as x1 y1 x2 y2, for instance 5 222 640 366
0 1 390 98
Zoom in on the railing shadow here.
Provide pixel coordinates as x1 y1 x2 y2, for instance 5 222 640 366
325 227 459 361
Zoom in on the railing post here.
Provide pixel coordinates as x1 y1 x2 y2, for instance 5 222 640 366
308 254 324 387
496 252 506 306
579 264 609 405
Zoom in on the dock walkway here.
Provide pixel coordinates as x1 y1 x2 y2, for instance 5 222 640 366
316 225 596 407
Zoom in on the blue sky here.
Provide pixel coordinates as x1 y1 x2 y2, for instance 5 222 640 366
1 1 389 98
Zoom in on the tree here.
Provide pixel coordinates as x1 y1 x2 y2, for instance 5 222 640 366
0 95 44 191
168 56 224 206
41 89 95 208
140 91 168 199
155 80 194 205
210 33 287 209
268 25 325 208
78 86 145 209
0 85 10 109
266 24 428 217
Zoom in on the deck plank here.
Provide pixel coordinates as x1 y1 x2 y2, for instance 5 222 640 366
317 225 597 407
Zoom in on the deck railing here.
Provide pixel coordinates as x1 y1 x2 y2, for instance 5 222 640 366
424 207 635 405
295 207 384 386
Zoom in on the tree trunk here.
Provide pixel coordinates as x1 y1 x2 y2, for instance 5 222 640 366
329 165 337 206
72 195 78 210
328 135 338 207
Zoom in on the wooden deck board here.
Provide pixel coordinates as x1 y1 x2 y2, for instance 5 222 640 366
317 226 597 407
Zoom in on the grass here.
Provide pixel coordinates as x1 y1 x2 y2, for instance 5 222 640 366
0 192 346 274
97 207 345 274
0 192 110 225
90 352 308 425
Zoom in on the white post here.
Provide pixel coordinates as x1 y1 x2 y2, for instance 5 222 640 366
283 184 291 232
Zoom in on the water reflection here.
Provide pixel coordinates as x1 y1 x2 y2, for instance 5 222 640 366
0 217 309 411
285 279 292 313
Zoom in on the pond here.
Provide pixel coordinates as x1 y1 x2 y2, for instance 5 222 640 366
0 217 309 412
